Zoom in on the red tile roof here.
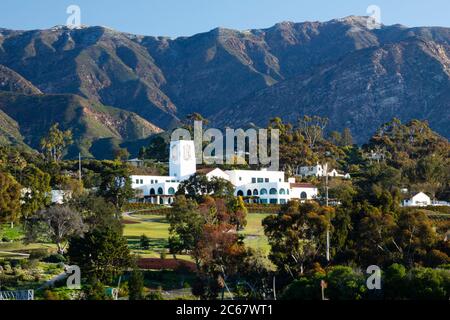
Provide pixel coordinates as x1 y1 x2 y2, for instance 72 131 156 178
290 183 316 189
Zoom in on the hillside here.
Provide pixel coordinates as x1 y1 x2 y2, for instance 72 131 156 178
0 16 449 154
0 92 162 158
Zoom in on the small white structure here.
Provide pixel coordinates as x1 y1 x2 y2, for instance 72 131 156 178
402 192 431 207
131 140 319 205
126 158 144 167
296 163 350 179
51 190 72 204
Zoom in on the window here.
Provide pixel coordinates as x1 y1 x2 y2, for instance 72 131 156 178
260 199 268 204
257 178 264 183
279 188 286 195
260 188 268 195
237 190 244 197
168 187 176 195
135 179 139 184
270 188 278 195
140 179 143 184
252 178 256 183
151 180 154 184
247 190 253 196
150 188 156 195
301 192 308 199
265 178 269 183
157 187 164 195
270 199 278 204
280 199 286 204
253 189 259 196
239 177 242 181
279 178 282 182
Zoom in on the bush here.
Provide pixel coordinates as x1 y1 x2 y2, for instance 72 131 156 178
281 276 323 300
325 266 367 300
1 237 11 243
145 290 164 300
29 249 50 261
43 254 67 264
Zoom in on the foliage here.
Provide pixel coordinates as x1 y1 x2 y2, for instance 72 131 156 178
68 228 132 283
40 123 73 162
0 171 21 224
24 205 87 254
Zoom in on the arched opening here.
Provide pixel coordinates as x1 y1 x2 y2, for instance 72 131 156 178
247 190 253 196
253 189 259 196
269 188 278 195
237 190 244 197
159 197 164 205
260 188 268 195
168 187 176 195
150 188 156 195
301 192 308 199
158 187 164 195
279 188 286 195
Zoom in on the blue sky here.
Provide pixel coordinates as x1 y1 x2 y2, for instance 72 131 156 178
1 0 449 37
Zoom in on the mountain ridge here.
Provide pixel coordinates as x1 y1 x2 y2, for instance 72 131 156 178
0 16 449 157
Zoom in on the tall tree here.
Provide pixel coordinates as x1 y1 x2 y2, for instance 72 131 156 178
97 163 134 211
20 164 51 218
0 171 21 227
40 123 73 162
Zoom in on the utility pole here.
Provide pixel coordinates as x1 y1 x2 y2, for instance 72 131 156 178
324 163 330 262
78 153 82 182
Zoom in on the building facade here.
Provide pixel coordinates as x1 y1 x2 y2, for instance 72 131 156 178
131 140 318 205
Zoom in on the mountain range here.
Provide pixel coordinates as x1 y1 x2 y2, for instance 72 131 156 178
0 16 449 158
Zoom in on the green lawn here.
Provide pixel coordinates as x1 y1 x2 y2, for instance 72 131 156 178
123 213 272 258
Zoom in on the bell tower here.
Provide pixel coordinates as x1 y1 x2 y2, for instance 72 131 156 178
169 140 196 181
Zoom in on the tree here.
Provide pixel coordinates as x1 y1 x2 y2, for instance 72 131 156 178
68 194 122 233
114 148 130 161
395 210 439 267
0 171 21 227
140 234 150 250
341 128 353 146
20 164 51 218
141 136 169 162
167 196 203 255
298 116 328 149
25 205 87 254
177 174 234 201
325 266 367 300
97 163 134 211
40 123 73 162
263 201 335 276
228 196 248 231
128 268 145 300
68 228 132 283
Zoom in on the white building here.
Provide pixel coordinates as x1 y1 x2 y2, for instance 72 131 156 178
131 140 318 205
402 192 431 207
296 163 350 179
402 192 450 207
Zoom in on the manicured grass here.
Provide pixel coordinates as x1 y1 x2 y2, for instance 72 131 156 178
241 214 271 255
123 212 272 259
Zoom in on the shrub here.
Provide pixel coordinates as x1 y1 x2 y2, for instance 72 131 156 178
325 266 367 300
43 254 67 264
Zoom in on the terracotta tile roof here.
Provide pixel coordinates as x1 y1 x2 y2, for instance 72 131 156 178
290 183 317 189
196 168 217 175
